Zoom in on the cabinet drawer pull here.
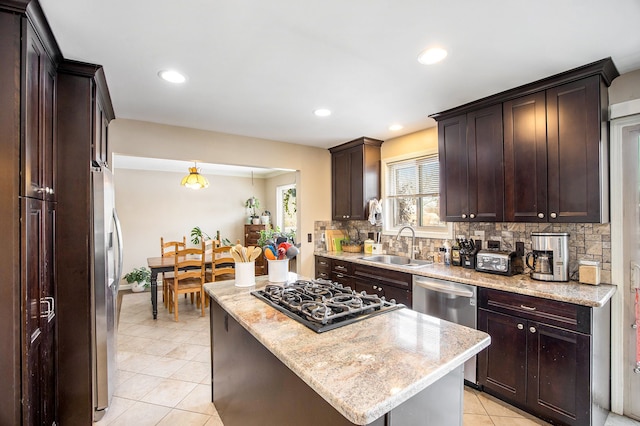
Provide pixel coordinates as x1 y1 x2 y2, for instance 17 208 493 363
319 261 328 266
520 304 537 311
517 323 524 330
336 274 344 279
335 265 347 271
529 326 537 333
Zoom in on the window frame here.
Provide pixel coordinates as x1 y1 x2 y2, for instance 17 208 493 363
381 150 453 239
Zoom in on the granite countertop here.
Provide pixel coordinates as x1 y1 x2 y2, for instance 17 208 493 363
315 251 617 308
204 275 491 425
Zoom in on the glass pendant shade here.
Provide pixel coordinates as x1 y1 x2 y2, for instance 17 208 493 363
181 166 209 190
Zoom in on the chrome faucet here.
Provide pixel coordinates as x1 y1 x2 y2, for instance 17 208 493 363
395 225 416 260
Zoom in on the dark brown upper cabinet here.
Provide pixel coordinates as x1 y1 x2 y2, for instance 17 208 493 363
439 104 504 222
432 58 619 223
329 137 383 221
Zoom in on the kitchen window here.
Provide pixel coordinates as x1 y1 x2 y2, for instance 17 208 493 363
382 152 452 239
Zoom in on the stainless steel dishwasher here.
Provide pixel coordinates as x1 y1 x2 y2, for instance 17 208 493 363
412 276 478 386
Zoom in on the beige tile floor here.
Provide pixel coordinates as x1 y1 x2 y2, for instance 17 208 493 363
99 290 639 426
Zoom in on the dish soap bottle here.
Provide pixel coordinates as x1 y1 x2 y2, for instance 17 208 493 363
443 240 452 266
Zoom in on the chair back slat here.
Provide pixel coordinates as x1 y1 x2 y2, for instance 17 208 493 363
161 236 187 257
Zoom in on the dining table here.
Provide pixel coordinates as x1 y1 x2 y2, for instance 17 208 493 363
146 254 213 319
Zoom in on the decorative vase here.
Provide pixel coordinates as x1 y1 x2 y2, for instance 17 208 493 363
252 217 261 225
260 215 270 225
131 281 146 293
268 259 290 283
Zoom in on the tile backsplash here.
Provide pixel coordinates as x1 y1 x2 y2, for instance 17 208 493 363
314 220 611 284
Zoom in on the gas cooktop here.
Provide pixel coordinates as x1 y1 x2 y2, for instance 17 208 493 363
251 279 404 333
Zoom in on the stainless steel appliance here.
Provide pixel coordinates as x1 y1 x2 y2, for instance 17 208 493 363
251 279 403 333
412 276 478 385
526 232 569 282
475 250 523 276
92 165 123 420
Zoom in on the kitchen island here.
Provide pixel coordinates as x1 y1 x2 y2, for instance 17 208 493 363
204 275 491 426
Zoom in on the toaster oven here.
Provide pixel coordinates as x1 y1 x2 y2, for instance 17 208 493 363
475 250 523 276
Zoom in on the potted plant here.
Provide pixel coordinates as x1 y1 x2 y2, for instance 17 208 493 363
124 267 151 293
190 226 211 244
245 196 261 224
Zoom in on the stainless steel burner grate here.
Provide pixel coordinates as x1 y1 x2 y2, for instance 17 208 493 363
251 279 404 333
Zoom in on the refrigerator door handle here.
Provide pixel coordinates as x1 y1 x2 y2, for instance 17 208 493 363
113 209 124 290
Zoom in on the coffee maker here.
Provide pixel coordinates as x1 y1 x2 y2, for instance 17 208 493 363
526 232 570 282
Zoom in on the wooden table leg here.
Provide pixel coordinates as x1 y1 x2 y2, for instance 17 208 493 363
150 270 158 319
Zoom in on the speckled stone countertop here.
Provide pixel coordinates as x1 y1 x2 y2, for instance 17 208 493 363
204 275 491 425
316 251 616 308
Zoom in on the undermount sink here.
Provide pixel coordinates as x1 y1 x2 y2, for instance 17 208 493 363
360 255 433 268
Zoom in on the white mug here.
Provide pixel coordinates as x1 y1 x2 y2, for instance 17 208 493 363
371 243 383 254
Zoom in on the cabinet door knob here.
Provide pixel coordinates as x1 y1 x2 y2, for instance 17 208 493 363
469 213 476 219
550 212 557 219
529 326 537 333
373 285 378 290
461 214 467 219
517 323 524 330
537 213 544 219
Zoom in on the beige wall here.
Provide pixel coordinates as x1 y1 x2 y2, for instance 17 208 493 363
109 119 331 278
115 169 266 277
609 68 640 104
381 127 437 158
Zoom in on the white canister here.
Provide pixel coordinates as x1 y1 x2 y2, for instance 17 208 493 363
371 243 383 254
268 259 290 283
235 261 256 287
364 239 374 254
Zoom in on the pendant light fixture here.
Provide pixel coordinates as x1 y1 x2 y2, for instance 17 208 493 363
181 162 209 190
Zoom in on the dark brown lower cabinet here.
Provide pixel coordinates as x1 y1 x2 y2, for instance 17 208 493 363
354 264 412 308
478 288 610 426
313 256 413 308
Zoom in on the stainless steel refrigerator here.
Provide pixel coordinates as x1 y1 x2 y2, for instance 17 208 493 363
92 165 123 421
55 162 123 423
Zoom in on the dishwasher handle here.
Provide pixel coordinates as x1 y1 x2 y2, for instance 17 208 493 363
413 277 475 298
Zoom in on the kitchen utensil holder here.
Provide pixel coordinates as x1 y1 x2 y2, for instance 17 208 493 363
235 261 256 287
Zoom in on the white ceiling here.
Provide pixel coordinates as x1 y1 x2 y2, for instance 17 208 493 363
113 154 294 178
40 0 640 150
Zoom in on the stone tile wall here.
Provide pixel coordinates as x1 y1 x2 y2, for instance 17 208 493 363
314 220 612 284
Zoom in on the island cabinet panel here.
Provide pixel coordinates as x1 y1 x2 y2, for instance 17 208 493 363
210 299 383 426
353 263 412 308
438 104 504 222
478 288 609 426
330 137 382 221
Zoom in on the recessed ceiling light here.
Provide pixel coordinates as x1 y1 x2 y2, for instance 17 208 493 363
389 124 403 131
158 69 187 84
313 108 332 117
417 47 448 65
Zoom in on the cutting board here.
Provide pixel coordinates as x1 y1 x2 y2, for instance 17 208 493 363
325 229 346 251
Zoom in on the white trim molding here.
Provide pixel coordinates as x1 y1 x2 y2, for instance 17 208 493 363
609 99 640 414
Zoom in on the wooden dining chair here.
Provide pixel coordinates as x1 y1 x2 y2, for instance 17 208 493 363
160 236 187 308
164 245 205 321
206 246 235 282
199 245 236 309
203 239 220 281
